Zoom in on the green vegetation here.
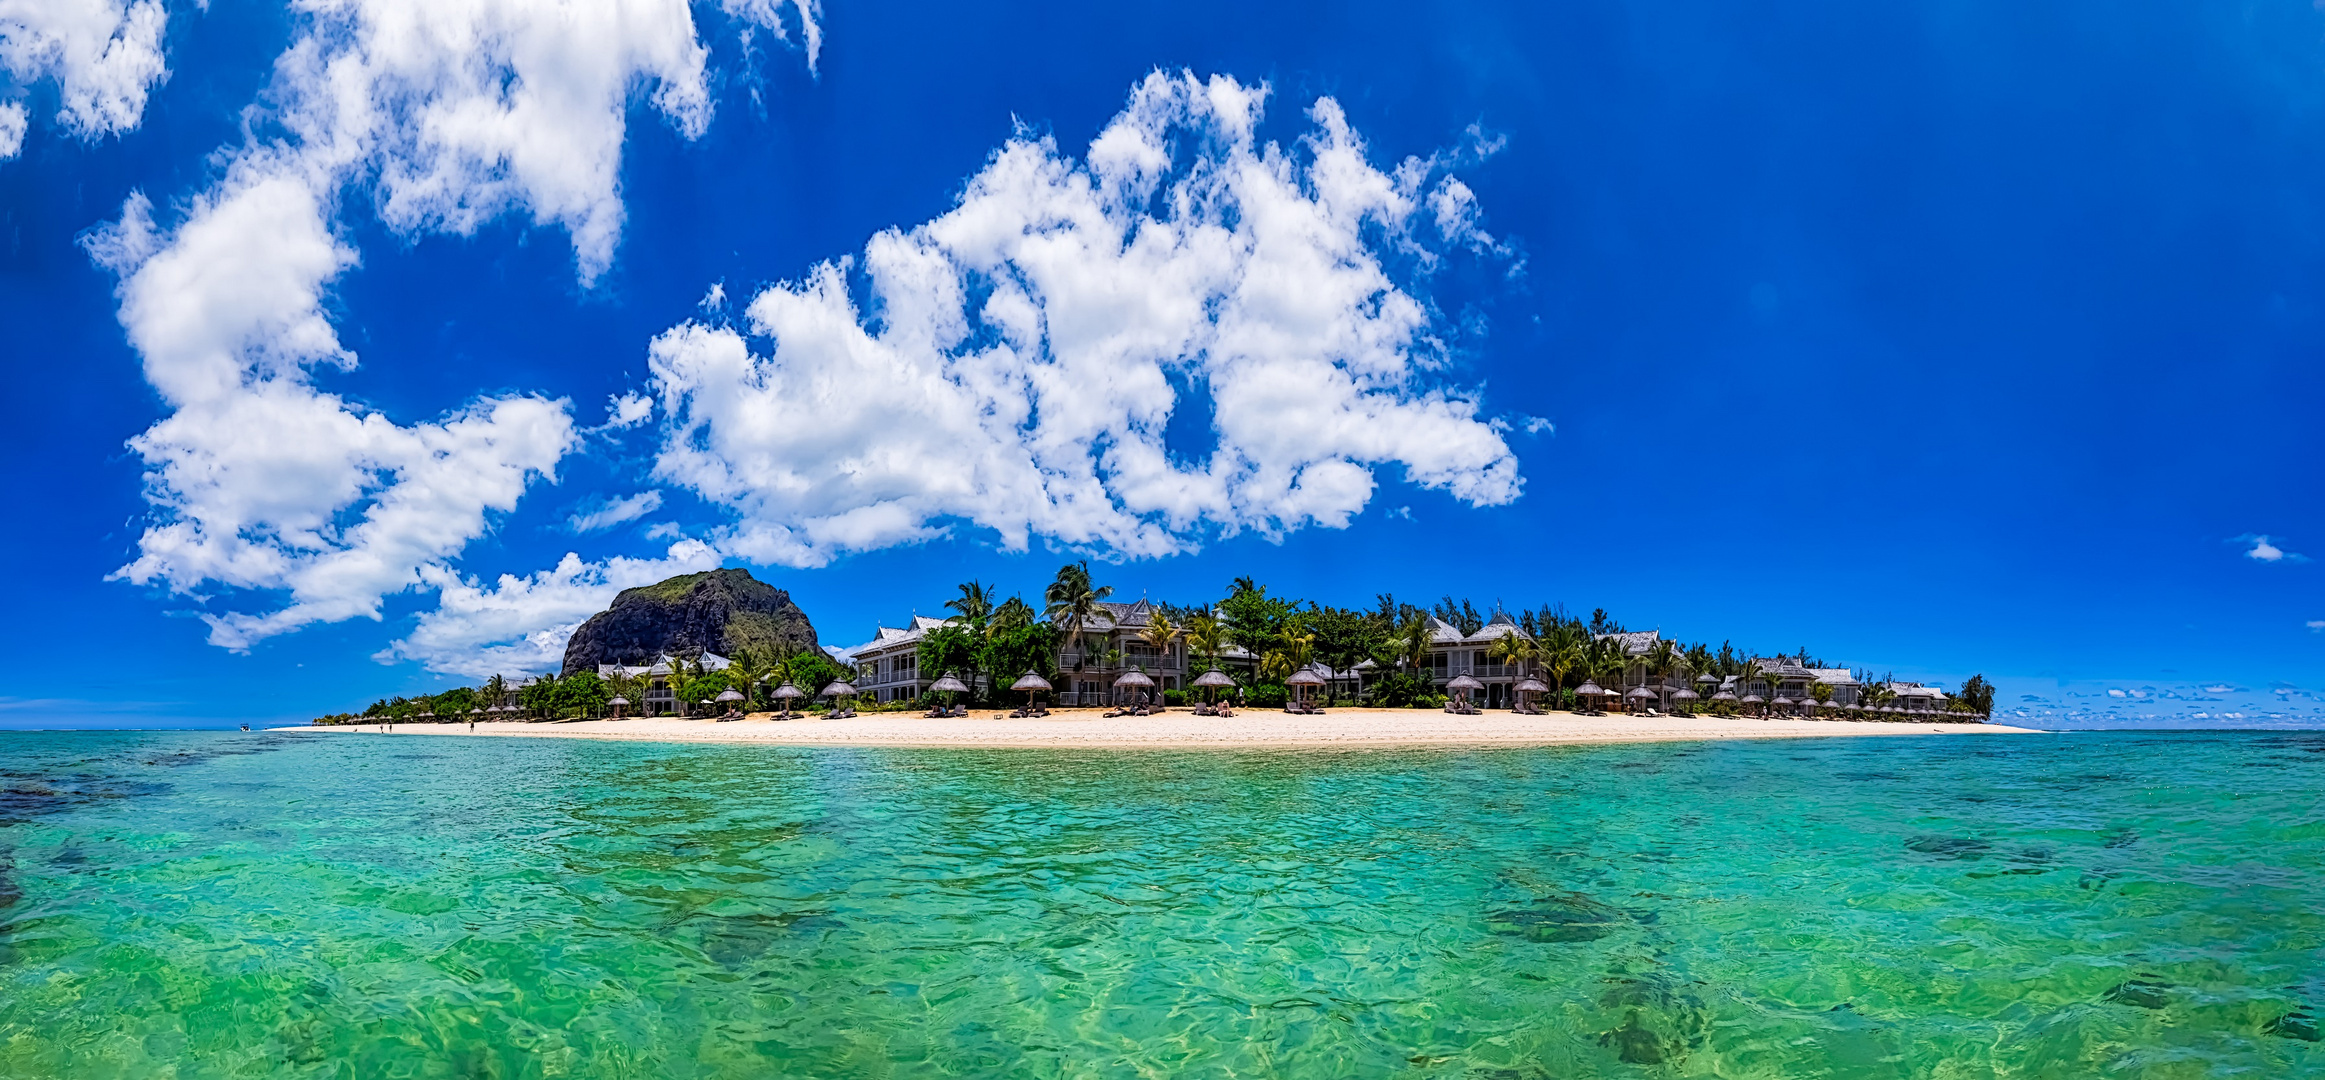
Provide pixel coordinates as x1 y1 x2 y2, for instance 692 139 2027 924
912 580 1063 707
314 641 860 724
315 565 1985 723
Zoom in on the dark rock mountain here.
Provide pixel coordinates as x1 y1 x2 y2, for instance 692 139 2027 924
560 568 820 676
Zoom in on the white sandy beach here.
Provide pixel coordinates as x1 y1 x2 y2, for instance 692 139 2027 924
287 708 2040 749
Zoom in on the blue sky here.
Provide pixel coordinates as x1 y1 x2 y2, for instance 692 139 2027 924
5 0 2325 729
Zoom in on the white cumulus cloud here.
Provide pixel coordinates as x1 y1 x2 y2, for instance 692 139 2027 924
0 100 25 158
0 0 170 146
2236 533 2306 563
380 539 721 677
602 391 654 429
647 71 1521 568
93 0 819 658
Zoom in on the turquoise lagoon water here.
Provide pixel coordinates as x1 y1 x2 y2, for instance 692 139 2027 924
0 729 2319 1078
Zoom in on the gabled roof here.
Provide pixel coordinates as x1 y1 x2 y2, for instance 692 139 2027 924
1595 630 1661 655
1465 621 1529 645
846 616 950 658
1079 599 1165 633
1807 668 1860 686
597 650 731 679
1427 617 1467 644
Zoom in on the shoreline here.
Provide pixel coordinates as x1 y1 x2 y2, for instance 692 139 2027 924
280 708 2041 750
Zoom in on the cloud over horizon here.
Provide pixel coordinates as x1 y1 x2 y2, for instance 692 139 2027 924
92 0 819 658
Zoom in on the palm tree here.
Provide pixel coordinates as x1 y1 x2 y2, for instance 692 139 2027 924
1396 614 1434 673
608 668 644 714
945 580 995 636
665 654 696 717
1043 561 1113 669
1142 606 1177 672
1645 639 1678 687
1184 610 1227 671
1543 633 1585 711
1594 638 1632 692
1749 660 1784 715
729 649 771 712
991 595 1035 632
1262 630 1316 682
1488 628 1536 675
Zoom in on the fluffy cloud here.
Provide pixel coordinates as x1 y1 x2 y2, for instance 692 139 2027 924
2236 533 2306 563
648 71 1521 568
381 540 721 677
0 0 169 148
0 100 24 158
568 491 664 532
95 0 818 657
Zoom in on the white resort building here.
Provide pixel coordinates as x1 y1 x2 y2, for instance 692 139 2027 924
1425 614 1532 709
597 651 732 716
833 591 1963 715
842 600 1211 706
845 617 945 703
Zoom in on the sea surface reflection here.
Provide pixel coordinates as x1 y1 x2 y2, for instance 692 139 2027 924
0 729 2317 1077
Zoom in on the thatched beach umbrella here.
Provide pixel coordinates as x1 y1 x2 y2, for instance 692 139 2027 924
1447 673 1483 708
1625 686 1656 712
1010 670 1052 710
819 681 854 700
1515 676 1549 713
1286 666 1327 708
716 689 744 716
930 672 969 710
1576 681 1607 698
770 681 803 718
607 695 629 719
1193 668 1234 706
1711 691 1737 702
1112 667 1155 708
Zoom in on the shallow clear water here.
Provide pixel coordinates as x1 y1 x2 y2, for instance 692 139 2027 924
0 729 2319 1078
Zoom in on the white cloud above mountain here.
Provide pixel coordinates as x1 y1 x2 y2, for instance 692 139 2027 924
0 0 171 158
648 71 1522 568
381 540 721 678
94 0 819 656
